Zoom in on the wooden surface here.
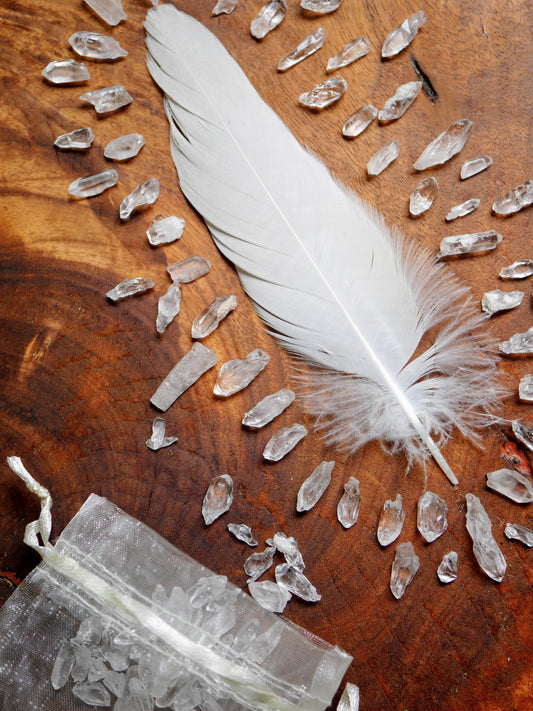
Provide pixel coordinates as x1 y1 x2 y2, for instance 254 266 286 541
1 0 532 709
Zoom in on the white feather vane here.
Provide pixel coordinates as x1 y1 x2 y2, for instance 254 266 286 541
145 5 502 485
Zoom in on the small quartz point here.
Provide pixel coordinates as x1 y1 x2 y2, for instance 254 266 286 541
519 374 533 402
227 523 258 546
342 105 377 138
337 682 360 711
69 168 118 198
278 27 325 72
72 681 111 707
461 155 493 180
301 0 343 14
212 0 238 14
191 295 237 339
83 0 126 26
267 532 305 571
296 461 334 512
414 119 473 171
69 31 127 60
248 581 291 613
168 256 211 284
500 259 533 280
492 178 533 215
409 177 438 215
377 494 405 546
244 546 276 582
382 10 426 58
367 140 399 176
417 491 448 543
214 349 270 397
157 284 182 333
42 59 90 85
147 214 185 246
378 81 422 122
106 277 154 302
481 289 523 316
486 468 533 504
51 639 75 690
437 551 458 584
242 389 295 429
337 477 361 528
80 84 133 114
103 671 125 697
505 523 533 548
445 198 480 221
55 127 94 150
500 329 533 356
120 178 160 219
465 493 507 582
146 417 178 450
327 37 369 72
151 343 217 411
437 230 502 259
275 563 321 602
202 474 234 525
104 133 144 161
263 423 307 461
251 0 287 40
390 542 420 599
299 76 347 110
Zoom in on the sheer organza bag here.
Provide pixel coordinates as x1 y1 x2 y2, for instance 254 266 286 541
0 458 351 711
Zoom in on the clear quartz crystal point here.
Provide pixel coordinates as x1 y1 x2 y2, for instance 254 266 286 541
202 474 234 525
104 133 144 161
80 84 133 114
263 423 307 461
242 388 295 428
168 256 211 284
465 493 507 582
500 259 533 279
505 523 533 547
409 176 438 215
83 0 126 26
377 494 405 546
55 127 94 150
69 168 118 198
481 289 523 316
191 295 237 339
244 546 276 582
461 155 493 180
337 477 361 528
267 532 305 571
367 140 399 176
248 581 291 613
492 178 533 215
150 342 217 412
214 349 270 397
51 639 75 689
156 284 181 333
275 563 321 602
146 417 178 450
301 0 343 14
382 10 426 58
296 461 334 512
250 0 287 40
106 277 154 302
486 468 533 504
342 104 377 138
389 542 420 599
337 682 360 711
327 37 369 72
437 551 458 583
277 27 325 71
414 119 473 171
519 374 533 402
500 329 533 356
378 81 422 122
227 523 258 546
437 230 502 259
213 0 238 14
147 214 185 246
299 76 347 110
445 198 480 221
72 681 111 706
417 491 448 542
69 31 127 60
42 59 90 84
119 178 160 219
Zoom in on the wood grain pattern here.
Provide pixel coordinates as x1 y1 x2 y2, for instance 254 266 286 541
1 1 532 709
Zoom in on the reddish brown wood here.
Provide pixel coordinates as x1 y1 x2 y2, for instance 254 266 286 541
0 1 532 709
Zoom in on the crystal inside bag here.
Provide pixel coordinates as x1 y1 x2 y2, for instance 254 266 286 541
0 458 351 711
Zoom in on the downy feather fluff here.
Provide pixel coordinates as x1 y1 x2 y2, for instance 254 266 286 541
145 5 501 484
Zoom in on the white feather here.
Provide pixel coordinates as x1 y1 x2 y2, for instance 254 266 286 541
145 5 501 484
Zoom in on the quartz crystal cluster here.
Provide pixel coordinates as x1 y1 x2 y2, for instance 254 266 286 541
278 27 325 71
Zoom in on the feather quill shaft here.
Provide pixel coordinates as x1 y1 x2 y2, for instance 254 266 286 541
145 5 501 484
